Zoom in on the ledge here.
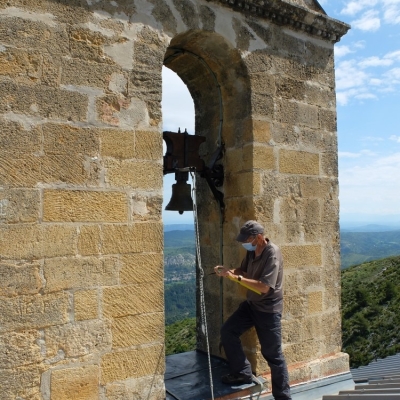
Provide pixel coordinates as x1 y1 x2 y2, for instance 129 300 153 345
212 0 350 43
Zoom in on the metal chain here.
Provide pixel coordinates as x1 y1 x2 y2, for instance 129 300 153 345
191 169 215 400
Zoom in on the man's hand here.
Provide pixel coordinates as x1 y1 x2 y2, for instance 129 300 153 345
214 265 232 278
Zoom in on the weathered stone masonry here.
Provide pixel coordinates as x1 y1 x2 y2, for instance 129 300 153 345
0 0 349 399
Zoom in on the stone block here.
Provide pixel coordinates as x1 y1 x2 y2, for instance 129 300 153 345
101 222 163 255
97 94 150 128
78 225 102 256
100 129 135 159
251 92 274 118
297 102 319 128
51 365 100 400
112 312 164 348
244 144 275 170
299 176 336 199
0 364 44 400
61 58 119 89
68 26 108 63
44 256 119 292
279 149 320 175
304 82 336 108
282 319 302 344
0 153 97 187
319 108 337 131
0 15 69 54
301 268 322 288
103 282 164 318
284 295 306 319
135 130 163 161
0 262 42 296
284 339 323 364
0 189 40 223
0 80 88 121
250 73 275 95
281 244 322 268
0 224 77 259
225 171 261 197
101 344 164 384
321 151 338 177
105 375 165 400
0 47 42 83
307 291 323 314
0 329 43 369
120 253 163 284
251 119 271 143
43 190 128 222
276 76 305 101
74 290 98 321
130 192 162 221
312 352 350 379
45 320 111 359
0 292 69 333
301 315 323 342
0 119 41 154
225 147 244 174
104 158 162 189
42 123 98 156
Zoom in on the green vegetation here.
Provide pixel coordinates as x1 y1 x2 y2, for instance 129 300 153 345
165 317 196 355
164 230 196 282
341 255 400 367
341 230 400 269
164 281 196 325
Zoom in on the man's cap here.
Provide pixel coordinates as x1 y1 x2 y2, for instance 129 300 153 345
236 220 264 242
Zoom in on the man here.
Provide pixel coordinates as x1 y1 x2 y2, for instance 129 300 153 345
214 220 292 400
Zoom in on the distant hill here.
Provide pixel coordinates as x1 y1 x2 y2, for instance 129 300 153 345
342 255 400 367
164 224 194 232
340 230 400 269
341 224 400 232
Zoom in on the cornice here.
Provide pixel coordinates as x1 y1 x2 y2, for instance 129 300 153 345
212 0 350 43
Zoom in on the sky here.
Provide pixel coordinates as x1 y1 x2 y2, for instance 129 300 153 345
162 0 400 228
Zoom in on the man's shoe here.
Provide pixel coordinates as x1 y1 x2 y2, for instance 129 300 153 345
221 373 253 385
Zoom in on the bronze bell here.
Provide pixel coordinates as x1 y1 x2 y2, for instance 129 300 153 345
165 180 193 214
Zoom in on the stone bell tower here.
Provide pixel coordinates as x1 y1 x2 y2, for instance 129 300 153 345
0 0 349 398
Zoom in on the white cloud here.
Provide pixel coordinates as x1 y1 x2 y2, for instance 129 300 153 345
351 9 381 31
335 60 369 90
390 135 400 142
369 78 383 85
335 45 353 58
355 92 377 100
339 151 361 158
339 152 400 214
383 0 400 24
340 0 378 16
385 67 400 81
162 67 195 133
385 50 400 61
358 56 393 68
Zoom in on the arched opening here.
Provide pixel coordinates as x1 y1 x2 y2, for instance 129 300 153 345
161 30 255 398
162 66 197 355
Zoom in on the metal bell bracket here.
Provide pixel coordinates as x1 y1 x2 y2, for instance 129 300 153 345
163 129 224 213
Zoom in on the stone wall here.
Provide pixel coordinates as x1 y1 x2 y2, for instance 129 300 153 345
0 0 349 398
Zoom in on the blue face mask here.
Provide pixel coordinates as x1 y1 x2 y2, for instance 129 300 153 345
242 242 257 251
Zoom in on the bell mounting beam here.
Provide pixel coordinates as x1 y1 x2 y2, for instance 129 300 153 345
163 129 225 213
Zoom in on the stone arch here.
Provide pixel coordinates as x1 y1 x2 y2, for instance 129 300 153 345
163 30 262 364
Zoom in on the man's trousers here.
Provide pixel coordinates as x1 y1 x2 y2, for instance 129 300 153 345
220 301 291 400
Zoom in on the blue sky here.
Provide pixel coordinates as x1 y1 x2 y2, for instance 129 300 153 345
162 0 400 227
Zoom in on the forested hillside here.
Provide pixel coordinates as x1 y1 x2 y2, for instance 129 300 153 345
341 230 400 269
342 255 400 367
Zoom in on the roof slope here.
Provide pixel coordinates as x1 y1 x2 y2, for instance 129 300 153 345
322 353 400 399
